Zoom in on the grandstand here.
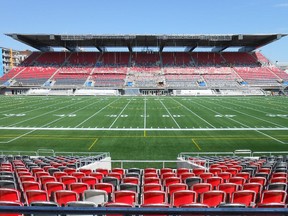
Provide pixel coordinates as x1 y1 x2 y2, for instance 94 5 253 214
1 34 288 96
0 34 288 215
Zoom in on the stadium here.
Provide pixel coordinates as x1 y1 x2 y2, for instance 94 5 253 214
0 32 288 215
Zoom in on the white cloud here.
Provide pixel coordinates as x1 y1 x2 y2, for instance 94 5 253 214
274 3 288 7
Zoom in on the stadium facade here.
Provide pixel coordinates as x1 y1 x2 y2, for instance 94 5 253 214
0 33 288 96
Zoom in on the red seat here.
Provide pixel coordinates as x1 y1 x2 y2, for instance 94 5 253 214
114 190 137 206
63 168 76 175
144 173 159 178
60 176 78 189
144 168 158 175
192 168 205 176
205 177 223 189
80 176 98 188
35 171 49 180
90 172 104 181
0 201 23 216
143 191 166 205
235 172 250 181
95 183 114 194
217 172 232 183
21 181 41 192
44 182 65 198
25 190 48 205
71 172 86 180
201 191 226 207
112 168 125 176
258 168 271 174
144 177 161 185
171 190 197 207
226 168 238 176
54 190 78 206
179 172 195 181
0 188 20 202
271 172 287 178
161 172 176 180
228 177 246 186
53 171 67 181
176 168 190 177
160 168 173 176
167 183 187 197
191 183 212 201
231 190 256 207
199 172 213 181
142 184 162 192
122 177 139 185
107 172 122 180
243 182 263 195
270 177 287 183
39 176 56 186
260 190 287 204
79 169 92 176
19 175 36 183
249 177 267 186
95 168 109 176
69 182 89 196
164 177 181 187
209 168 222 175
218 183 238 202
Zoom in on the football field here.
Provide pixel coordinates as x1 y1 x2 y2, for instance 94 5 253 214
0 95 288 160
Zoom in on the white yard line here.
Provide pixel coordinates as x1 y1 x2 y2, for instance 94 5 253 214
159 99 181 128
144 98 147 129
220 100 286 128
7 97 94 127
201 98 286 144
226 98 287 120
171 98 216 128
0 98 102 143
109 99 132 129
75 98 120 128
0 97 66 121
0 126 288 131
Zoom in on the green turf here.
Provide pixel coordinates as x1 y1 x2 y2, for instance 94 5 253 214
0 95 288 160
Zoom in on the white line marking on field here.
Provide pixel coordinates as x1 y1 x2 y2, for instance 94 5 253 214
75 98 120 128
1 97 100 143
159 99 181 129
171 98 216 128
144 97 147 129
200 98 286 144
7 97 94 127
219 99 286 128
109 99 132 129
0 126 287 131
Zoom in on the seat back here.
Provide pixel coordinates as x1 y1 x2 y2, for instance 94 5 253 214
171 190 197 207
83 189 108 206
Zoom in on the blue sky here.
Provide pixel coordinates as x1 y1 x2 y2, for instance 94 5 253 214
0 0 287 63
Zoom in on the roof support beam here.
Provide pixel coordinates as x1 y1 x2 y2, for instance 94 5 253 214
185 45 197 52
65 45 81 52
36 46 54 52
212 46 228 52
96 46 103 52
159 45 165 52
127 45 133 52
238 46 257 52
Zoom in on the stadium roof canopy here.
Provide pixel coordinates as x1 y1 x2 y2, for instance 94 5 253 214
6 33 287 52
